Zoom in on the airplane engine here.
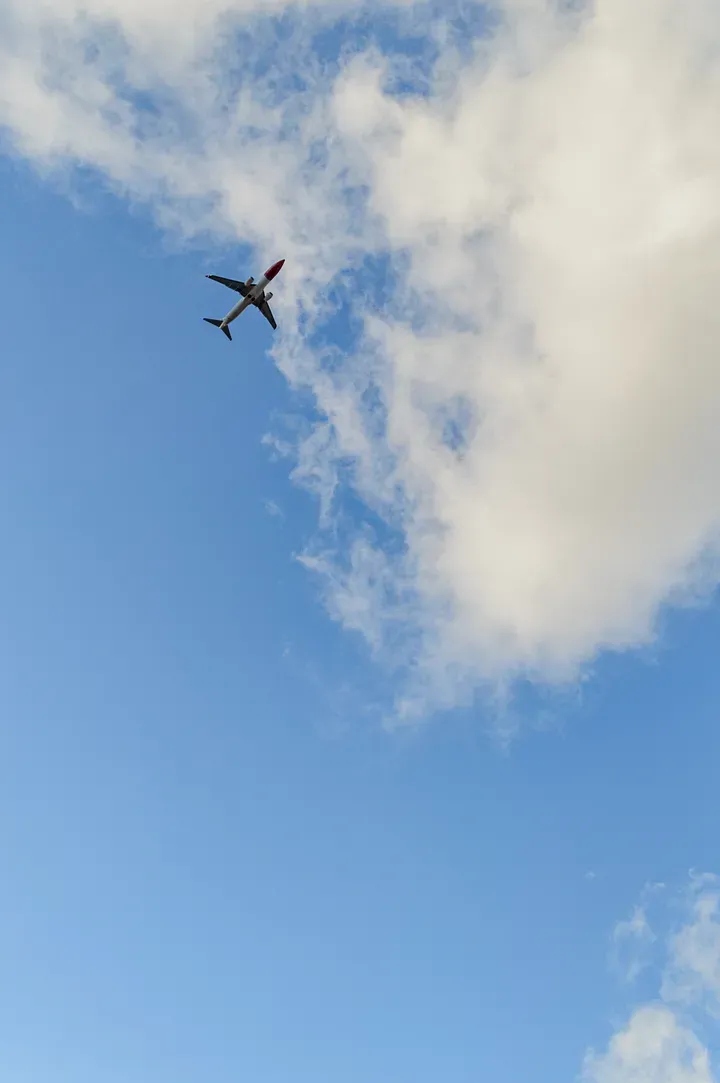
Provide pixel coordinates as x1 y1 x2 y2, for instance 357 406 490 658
246 276 254 286
265 292 273 301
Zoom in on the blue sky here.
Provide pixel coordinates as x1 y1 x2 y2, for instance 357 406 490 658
2 157 720 1083
2 4 720 1082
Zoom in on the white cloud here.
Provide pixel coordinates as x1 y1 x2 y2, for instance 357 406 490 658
663 876 720 1018
3 0 720 716
612 905 656 983
614 909 653 941
610 884 666 983
583 1006 715 1083
584 877 720 1083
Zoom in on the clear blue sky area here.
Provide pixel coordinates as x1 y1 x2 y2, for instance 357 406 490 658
1 158 719 1083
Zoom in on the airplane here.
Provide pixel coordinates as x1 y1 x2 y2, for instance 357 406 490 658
204 259 284 340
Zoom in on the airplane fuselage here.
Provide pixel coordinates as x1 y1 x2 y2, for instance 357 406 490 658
221 259 284 330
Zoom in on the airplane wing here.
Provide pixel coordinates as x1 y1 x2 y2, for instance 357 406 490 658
257 300 277 330
207 274 250 296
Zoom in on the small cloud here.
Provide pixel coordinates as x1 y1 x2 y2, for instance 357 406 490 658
662 874 720 1016
583 1005 714 1083
585 870 597 881
614 905 653 942
260 433 293 462
588 874 720 1083
611 904 656 983
264 499 284 518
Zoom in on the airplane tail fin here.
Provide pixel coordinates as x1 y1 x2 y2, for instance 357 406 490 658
204 318 232 341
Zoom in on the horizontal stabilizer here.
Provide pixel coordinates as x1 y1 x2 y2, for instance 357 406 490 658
204 317 232 341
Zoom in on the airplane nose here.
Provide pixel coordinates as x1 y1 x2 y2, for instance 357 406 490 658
265 259 285 280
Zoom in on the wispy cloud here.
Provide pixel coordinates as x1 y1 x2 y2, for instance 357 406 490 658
586 875 720 1083
4 0 720 718
583 1005 715 1083
610 883 665 982
612 905 656 983
663 874 720 1018
263 499 284 519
